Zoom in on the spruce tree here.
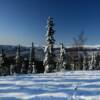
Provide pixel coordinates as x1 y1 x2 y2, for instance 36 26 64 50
59 43 67 71
95 52 100 69
15 45 22 73
44 17 56 73
29 42 35 64
28 42 36 73
0 49 8 75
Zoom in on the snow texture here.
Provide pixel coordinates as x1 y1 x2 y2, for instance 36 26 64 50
0 71 100 100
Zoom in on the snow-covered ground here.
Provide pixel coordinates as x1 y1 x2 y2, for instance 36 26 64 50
0 71 100 100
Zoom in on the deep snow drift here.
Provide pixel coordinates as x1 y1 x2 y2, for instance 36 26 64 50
0 71 100 100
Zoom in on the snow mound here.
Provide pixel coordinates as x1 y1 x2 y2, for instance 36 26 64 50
0 71 100 100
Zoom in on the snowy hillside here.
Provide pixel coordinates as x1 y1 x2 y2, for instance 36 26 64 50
0 71 100 100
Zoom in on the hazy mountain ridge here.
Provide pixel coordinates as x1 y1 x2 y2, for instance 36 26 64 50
0 45 44 61
0 45 100 61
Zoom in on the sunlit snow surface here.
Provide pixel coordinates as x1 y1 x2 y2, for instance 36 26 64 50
0 71 100 100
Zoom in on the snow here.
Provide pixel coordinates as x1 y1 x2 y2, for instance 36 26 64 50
66 45 100 49
0 71 100 100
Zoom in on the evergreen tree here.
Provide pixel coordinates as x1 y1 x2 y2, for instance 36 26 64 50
59 43 67 71
15 45 22 73
28 42 36 73
0 49 9 75
95 52 100 69
21 60 25 74
44 17 56 73
29 42 35 64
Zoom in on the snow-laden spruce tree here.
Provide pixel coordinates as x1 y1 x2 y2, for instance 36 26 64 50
28 42 36 73
59 43 67 71
44 17 56 73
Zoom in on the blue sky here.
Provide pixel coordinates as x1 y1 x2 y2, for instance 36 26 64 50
0 0 100 46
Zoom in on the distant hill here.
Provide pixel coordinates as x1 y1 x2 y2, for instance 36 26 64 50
0 45 100 61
